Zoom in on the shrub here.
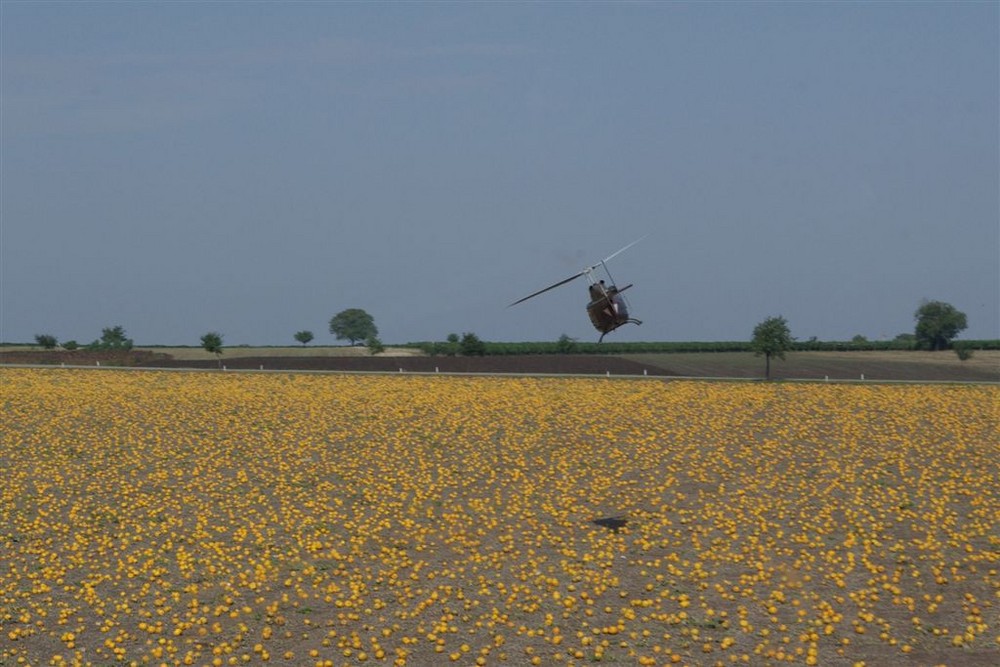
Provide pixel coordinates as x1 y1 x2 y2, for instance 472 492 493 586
34 334 58 350
366 335 385 355
556 334 578 354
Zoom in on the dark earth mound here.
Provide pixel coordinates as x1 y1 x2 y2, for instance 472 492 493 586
0 350 664 376
0 349 172 367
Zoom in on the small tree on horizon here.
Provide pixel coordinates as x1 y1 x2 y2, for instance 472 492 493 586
95 325 133 350
751 315 794 380
201 332 224 368
329 308 378 345
294 330 314 346
34 334 58 350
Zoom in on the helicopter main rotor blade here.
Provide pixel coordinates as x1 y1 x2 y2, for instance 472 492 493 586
508 271 585 307
508 236 645 307
600 235 646 265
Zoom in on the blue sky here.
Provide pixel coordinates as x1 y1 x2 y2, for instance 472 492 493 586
2 1 997 345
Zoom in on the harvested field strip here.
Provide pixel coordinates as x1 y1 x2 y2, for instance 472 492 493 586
1 369 997 666
627 351 1000 382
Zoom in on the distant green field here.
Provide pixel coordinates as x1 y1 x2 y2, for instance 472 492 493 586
625 350 1000 382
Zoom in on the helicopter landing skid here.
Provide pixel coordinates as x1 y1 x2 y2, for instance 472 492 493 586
597 319 642 343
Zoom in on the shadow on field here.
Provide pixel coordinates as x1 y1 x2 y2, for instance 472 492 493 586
592 516 628 533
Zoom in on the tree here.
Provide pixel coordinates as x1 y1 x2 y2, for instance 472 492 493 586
751 315 793 380
201 332 224 368
329 308 377 345
294 330 314 346
34 334 58 349
460 332 486 356
914 300 967 351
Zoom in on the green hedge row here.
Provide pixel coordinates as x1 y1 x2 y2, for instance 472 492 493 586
403 339 1000 356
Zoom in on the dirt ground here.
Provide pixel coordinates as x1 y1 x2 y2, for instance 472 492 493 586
2 370 997 667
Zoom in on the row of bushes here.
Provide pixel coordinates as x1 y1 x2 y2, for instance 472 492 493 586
403 339 1000 356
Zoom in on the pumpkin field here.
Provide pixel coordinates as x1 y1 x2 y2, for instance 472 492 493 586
1 368 997 667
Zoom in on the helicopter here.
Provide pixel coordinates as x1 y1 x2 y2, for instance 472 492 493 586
508 238 644 342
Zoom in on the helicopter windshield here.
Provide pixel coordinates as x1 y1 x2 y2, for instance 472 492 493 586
611 292 628 318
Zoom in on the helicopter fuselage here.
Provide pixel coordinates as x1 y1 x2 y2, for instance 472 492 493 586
586 283 638 338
